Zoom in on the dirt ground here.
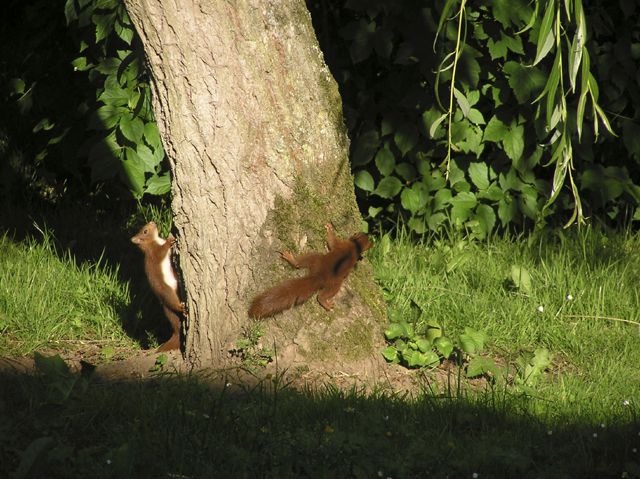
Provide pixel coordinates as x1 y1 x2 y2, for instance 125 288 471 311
0 343 470 396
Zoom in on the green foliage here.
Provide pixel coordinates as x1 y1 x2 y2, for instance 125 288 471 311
64 0 169 199
230 324 274 370
382 304 490 371
310 0 640 234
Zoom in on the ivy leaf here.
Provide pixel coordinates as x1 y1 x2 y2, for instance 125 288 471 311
415 338 432 353
394 124 418 157
122 148 146 199
347 19 375 63
467 108 485 125
385 323 407 341
382 346 399 363
368 206 383 218
429 190 449 214
408 216 427 234
503 123 524 162
375 176 403 199
119 115 144 143
487 37 508 60
405 350 439 368
395 163 416 181
354 170 375 192
467 357 500 378
491 0 532 28
479 184 504 202
64 0 78 24
459 327 487 355
498 196 517 225
471 204 496 239
451 191 477 209
352 129 379 166
469 162 490 190
95 57 122 76
91 104 122 129
114 19 134 45
424 319 443 342
503 62 546 103
458 125 484 157
458 46 482 89
434 336 454 359
502 32 525 55
144 122 162 149
94 13 117 43
71 57 92 72
99 85 130 106
136 144 157 172
375 144 395 176
401 183 429 213
483 116 509 143
427 212 446 230
520 185 539 219
145 173 171 195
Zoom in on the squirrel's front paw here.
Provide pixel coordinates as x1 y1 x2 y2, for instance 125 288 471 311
280 251 296 265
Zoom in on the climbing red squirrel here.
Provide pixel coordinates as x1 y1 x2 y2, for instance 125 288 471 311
131 221 185 352
248 223 371 319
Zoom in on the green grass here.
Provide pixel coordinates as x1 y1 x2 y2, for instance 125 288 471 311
0 229 135 354
2 223 640 476
370 225 640 417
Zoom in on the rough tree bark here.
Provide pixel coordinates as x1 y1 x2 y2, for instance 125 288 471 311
124 0 385 371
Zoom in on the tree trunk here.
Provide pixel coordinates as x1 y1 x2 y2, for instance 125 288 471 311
123 0 385 370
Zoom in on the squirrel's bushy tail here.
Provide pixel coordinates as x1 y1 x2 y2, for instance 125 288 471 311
249 276 322 319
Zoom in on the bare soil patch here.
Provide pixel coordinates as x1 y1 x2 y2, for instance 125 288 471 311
0 343 477 395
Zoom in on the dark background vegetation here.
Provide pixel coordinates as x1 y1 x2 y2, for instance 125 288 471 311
3 0 640 243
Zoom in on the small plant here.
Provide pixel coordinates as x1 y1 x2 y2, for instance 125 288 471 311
381 305 487 372
230 324 273 370
515 348 553 392
149 353 168 373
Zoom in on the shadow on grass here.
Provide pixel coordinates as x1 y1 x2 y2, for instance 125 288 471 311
1 364 639 479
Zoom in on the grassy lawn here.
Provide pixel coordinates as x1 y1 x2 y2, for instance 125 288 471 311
371 226 640 417
1 223 640 477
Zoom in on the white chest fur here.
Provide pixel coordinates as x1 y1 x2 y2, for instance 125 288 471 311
155 237 178 291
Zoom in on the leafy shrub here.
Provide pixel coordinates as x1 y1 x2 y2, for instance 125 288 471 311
310 0 640 233
64 0 170 199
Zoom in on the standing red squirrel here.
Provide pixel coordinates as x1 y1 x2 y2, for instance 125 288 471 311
248 223 371 319
131 221 185 352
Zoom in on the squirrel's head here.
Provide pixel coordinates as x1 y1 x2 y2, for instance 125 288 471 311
130 221 159 246
350 232 371 260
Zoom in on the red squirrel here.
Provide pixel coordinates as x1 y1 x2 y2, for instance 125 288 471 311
248 223 371 319
131 221 185 352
